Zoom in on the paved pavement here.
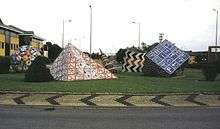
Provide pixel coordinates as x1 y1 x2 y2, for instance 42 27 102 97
0 91 220 107
0 106 220 129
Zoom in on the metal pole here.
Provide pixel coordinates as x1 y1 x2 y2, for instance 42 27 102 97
132 21 141 48
89 5 92 54
138 23 141 48
215 10 218 60
216 10 218 47
62 20 64 48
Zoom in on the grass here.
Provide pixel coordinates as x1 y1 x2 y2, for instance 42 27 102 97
0 69 220 94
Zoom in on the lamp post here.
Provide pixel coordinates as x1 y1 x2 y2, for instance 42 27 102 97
132 21 141 48
213 9 218 48
62 19 72 48
89 5 93 54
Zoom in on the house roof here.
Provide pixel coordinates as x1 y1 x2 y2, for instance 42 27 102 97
9 25 45 41
0 24 23 34
0 18 3 24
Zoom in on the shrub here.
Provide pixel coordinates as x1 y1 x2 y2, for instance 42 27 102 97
48 44 62 62
215 60 220 73
0 56 11 74
25 56 53 82
202 64 217 81
116 48 127 64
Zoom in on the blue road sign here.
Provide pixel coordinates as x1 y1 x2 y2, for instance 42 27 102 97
146 40 190 74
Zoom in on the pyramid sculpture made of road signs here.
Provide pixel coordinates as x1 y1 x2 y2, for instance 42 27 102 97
50 44 117 81
11 45 41 71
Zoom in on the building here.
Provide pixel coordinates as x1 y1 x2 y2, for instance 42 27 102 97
9 25 44 50
0 18 44 56
0 19 22 56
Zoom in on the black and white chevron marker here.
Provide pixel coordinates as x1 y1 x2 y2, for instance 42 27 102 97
80 94 99 106
122 50 146 72
0 93 219 107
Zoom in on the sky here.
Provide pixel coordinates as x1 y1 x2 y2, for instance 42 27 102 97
0 0 219 53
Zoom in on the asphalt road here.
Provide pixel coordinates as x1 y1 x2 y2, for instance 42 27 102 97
0 106 220 129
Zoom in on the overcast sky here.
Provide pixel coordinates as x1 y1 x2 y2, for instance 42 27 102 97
1 0 219 53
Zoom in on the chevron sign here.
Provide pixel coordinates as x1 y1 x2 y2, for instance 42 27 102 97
122 51 146 72
146 40 190 74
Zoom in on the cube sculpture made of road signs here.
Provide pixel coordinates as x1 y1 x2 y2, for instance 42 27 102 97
11 45 41 71
146 40 190 75
50 43 117 81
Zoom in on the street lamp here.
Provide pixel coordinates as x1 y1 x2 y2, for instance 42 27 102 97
89 5 93 54
213 9 218 48
132 21 141 48
62 19 72 48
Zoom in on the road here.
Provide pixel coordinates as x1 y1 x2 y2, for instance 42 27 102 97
0 106 220 129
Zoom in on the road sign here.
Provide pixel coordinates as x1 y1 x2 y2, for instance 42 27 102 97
146 40 190 74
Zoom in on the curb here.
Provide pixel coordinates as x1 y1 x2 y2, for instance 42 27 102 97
1 91 220 96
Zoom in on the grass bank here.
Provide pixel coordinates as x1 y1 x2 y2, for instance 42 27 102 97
0 69 219 94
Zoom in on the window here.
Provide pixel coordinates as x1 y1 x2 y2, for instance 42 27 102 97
2 43 4 49
14 44 16 50
0 29 4 34
5 31 10 43
11 32 16 37
11 44 13 50
5 31 10 36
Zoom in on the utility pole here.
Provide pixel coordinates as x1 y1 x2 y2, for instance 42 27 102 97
62 19 71 48
213 9 218 47
89 5 93 54
132 21 141 48
213 9 219 60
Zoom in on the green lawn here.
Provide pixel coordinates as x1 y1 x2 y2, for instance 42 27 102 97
0 69 220 94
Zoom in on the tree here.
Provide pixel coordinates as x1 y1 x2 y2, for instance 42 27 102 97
116 48 127 64
46 42 52 47
202 64 217 81
0 56 11 74
90 52 101 59
47 43 63 62
142 42 159 53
